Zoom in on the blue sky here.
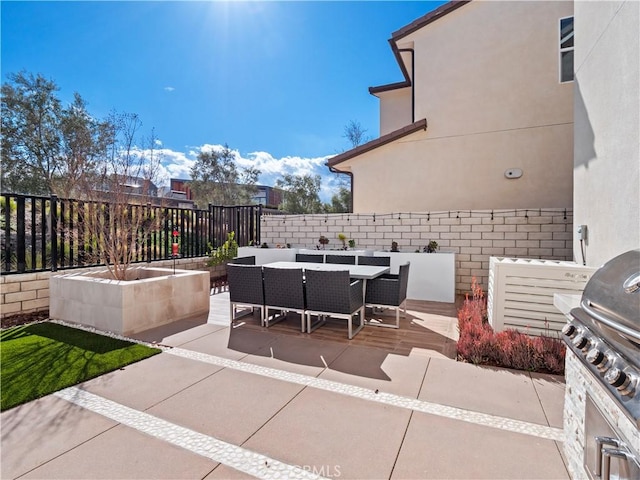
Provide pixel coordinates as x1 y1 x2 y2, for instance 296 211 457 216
2 1 446 200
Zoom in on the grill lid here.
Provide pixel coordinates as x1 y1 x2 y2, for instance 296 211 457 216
579 249 640 342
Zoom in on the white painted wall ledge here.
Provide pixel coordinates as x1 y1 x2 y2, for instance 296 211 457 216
237 247 456 303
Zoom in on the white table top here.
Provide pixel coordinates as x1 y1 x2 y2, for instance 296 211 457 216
262 261 390 280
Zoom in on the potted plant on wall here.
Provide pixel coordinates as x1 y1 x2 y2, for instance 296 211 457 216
318 235 329 250
426 240 439 253
337 233 348 250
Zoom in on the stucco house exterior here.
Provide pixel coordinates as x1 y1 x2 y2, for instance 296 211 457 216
572 0 639 267
329 0 574 214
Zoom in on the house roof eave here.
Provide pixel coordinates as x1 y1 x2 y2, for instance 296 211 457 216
369 81 411 96
391 1 471 42
326 118 427 168
368 1 471 97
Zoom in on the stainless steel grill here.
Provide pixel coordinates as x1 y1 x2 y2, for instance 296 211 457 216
562 249 640 480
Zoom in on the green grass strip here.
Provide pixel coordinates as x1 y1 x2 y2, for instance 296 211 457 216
1 322 161 411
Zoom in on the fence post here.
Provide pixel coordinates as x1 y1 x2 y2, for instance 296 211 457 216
146 202 152 263
50 194 58 271
16 196 26 273
257 205 262 245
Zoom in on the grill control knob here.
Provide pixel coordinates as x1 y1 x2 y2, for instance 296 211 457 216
562 324 578 338
572 335 590 352
586 348 609 371
604 368 635 395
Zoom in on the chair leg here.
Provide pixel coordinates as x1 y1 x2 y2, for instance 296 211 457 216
395 306 400 328
229 303 235 325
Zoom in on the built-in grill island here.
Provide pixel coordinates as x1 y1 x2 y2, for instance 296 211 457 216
556 249 640 480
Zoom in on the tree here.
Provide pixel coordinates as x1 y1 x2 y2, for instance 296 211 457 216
0 71 111 197
276 173 323 214
343 119 368 148
54 93 112 199
323 185 350 213
78 111 165 280
1 71 63 194
325 119 368 213
189 144 260 206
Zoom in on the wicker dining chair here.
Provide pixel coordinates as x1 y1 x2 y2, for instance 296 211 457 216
325 254 356 265
364 262 410 328
227 264 264 326
304 269 365 339
295 253 324 263
262 267 306 332
357 256 391 266
229 255 256 265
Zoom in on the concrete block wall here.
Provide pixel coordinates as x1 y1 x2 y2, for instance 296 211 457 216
0 257 212 319
260 208 574 295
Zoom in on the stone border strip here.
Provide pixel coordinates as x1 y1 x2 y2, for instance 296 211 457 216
167 348 565 442
54 387 327 480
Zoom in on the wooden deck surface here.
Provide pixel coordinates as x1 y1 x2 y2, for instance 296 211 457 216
228 296 464 360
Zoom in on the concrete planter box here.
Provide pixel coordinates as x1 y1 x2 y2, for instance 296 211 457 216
50 267 210 336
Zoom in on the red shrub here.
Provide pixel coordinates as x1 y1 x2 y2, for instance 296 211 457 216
457 278 565 375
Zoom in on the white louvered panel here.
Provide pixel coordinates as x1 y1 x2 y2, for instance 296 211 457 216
503 299 560 314
488 257 597 336
504 282 588 296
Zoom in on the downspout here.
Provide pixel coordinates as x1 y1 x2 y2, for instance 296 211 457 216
397 48 415 123
328 166 354 213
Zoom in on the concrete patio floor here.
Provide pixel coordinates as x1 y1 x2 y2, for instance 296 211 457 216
1 293 569 479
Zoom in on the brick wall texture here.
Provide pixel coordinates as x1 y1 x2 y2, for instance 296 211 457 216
1 208 574 318
260 208 574 295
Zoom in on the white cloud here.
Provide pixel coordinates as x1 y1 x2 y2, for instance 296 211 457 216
164 86 175 92
136 143 341 201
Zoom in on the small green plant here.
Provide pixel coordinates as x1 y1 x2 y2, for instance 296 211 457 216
207 231 238 266
337 233 347 249
391 241 399 252
348 239 356 249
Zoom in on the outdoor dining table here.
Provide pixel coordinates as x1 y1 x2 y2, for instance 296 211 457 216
261 261 390 322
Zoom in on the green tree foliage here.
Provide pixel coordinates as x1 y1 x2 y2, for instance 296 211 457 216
55 93 112 198
276 173 323 214
1 71 112 197
323 185 351 213
1 72 62 194
189 144 260 206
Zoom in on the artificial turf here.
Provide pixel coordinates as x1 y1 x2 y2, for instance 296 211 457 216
0 322 161 411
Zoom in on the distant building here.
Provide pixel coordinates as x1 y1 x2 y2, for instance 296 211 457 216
252 185 283 209
169 178 283 209
169 179 194 200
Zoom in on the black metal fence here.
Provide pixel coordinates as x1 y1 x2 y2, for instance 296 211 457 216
0 193 264 275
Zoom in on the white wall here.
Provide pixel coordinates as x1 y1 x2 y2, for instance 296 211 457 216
261 208 573 295
573 0 640 267
339 1 574 215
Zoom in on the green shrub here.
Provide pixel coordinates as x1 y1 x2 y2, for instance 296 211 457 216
207 231 238 266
